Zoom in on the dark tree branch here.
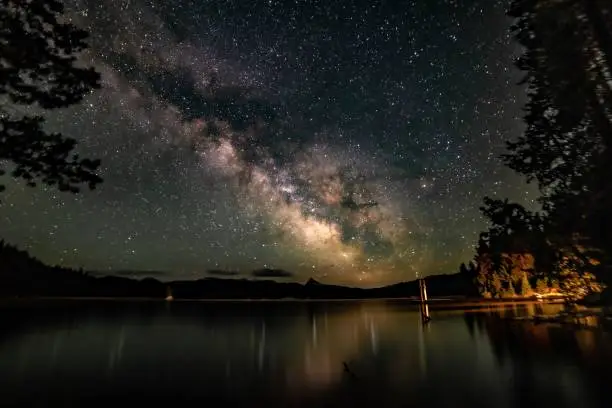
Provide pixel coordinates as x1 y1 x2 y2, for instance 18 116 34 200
0 0 102 194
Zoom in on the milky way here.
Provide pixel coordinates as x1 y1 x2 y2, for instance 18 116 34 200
0 0 538 286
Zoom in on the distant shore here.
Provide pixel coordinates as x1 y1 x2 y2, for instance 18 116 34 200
0 296 566 309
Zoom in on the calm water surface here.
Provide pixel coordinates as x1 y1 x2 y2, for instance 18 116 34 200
0 300 610 407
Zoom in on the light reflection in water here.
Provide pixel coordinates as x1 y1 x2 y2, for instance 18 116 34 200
0 300 610 408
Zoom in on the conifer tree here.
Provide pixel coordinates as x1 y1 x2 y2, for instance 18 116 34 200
519 272 533 297
503 0 612 269
472 0 611 298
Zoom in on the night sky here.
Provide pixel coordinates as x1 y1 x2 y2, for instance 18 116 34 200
0 0 537 286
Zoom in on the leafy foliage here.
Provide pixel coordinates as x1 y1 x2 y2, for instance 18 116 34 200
0 0 102 193
470 0 612 301
504 0 612 196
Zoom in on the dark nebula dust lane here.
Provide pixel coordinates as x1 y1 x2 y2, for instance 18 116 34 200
0 0 536 286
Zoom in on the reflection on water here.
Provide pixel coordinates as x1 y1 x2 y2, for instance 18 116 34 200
0 300 610 407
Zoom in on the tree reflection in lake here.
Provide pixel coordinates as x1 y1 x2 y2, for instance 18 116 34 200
0 300 610 407
464 304 612 408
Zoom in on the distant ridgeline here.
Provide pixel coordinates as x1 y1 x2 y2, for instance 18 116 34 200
0 240 163 298
0 241 479 299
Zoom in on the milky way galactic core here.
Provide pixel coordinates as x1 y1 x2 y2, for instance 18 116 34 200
0 0 536 286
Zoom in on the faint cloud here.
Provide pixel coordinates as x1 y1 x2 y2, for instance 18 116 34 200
207 269 241 277
251 268 294 278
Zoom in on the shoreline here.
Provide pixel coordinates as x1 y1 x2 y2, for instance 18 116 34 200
0 296 566 308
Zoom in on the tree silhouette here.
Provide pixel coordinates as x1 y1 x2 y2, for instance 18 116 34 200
0 0 102 194
504 0 612 194
503 0 612 268
470 0 612 299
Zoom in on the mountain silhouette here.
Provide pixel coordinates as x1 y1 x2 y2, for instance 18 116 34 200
0 240 479 300
306 278 321 286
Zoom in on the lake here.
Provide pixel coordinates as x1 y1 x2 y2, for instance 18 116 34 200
0 300 610 407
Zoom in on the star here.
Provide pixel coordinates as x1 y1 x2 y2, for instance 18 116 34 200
0 0 536 287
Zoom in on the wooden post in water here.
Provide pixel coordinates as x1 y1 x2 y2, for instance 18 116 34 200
419 278 431 323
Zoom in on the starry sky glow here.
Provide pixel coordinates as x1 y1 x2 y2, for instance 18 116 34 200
0 0 537 286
